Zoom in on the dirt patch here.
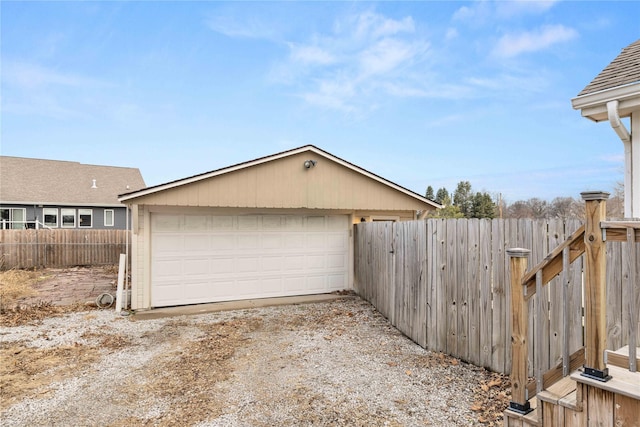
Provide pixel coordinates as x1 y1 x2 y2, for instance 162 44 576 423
0 343 99 410
0 269 41 311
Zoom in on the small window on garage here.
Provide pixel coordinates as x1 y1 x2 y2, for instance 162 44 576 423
104 210 114 227
43 208 58 227
61 208 76 228
79 209 93 228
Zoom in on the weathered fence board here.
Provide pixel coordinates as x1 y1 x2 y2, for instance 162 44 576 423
0 229 128 269
354 218 640 376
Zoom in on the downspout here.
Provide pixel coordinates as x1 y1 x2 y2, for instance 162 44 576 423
607 100 631 143
606 100 633 218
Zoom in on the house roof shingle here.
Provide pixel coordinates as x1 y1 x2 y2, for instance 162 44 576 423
0 156 146 206
577 39 640 97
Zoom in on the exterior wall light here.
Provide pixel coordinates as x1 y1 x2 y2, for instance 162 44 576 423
303 160 317 169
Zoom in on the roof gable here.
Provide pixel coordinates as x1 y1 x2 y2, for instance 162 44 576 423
0 156 146 206
577 39 640 97
119 145 440 211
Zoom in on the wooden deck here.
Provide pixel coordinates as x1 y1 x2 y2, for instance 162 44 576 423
505 347 640 427
503 195 639 427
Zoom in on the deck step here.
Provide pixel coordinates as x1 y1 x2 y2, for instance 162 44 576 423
537 374 580 411
572 364 640 400
605 345 640 370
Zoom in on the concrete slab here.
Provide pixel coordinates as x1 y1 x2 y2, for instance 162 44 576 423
132 293 355 320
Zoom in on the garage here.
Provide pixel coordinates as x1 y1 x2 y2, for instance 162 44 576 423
119 145 440 310
151 213 349 307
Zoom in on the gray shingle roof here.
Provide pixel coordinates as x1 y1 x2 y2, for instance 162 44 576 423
577 39 640 97
0 156 145 206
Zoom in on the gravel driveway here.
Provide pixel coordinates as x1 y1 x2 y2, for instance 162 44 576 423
1 297 508 426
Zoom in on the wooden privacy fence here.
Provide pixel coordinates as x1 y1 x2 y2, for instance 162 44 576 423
354 218 640 376
0 229 129 269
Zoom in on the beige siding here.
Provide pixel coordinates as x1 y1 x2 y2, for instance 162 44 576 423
131 205 147 310
131 152 434 212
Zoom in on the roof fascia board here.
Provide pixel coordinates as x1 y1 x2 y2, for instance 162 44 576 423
0 201 126 207
572 83 640 114
119 145 442 209
577 96 640 122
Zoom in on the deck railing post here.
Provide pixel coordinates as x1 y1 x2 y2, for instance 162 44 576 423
580 191 612 382
507 247 532 414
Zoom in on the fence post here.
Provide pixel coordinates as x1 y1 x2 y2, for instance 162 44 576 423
580 191 611 382
506 247 532 414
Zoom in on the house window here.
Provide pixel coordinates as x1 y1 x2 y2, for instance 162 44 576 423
0 208 26 229
61 209 76 228
43 208 58 228
104 210 114 227
79 209 93 228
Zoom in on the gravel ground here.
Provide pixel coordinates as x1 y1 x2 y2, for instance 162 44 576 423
0 297 508 426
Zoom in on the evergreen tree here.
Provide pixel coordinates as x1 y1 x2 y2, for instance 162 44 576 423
425 185 435 201
471 192 497 219
427 195 464 218
435 187 449 205
453 181 473 218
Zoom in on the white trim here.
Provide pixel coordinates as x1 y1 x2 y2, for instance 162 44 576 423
0 201 127 208
104 209 115 227
118 145 442 209
43 207 59 228
61 208 76 228
572 83 640 122
0 207 27 229
78 208 93 228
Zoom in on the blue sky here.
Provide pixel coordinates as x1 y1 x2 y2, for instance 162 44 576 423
2 1 639 203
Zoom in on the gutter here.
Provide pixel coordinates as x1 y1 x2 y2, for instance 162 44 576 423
607 100 631 143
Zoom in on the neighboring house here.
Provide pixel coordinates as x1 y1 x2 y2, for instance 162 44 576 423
0 156 146 230
572 38 640 218
119 145 441 310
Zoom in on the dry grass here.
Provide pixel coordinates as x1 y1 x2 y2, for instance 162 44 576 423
0 270 41 312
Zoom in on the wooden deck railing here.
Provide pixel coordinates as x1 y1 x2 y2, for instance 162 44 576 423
506 191 640 414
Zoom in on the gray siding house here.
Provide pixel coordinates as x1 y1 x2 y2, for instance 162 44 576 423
0 156 145 230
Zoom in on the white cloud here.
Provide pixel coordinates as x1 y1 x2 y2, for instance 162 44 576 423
454 0 559 21
495 0 559 17
272 10 433 113
339 10 415 41
492 25 578 58
206 15 277 40
358 38 425 76
289 44 336 65
2 61 106 89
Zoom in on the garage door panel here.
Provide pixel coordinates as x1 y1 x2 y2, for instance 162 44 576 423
183 258 209 275
154 234 183 253
184 282 212 301
237 257 260 273
326 233 348 249
262 234 282 249
327 253 347 269
238 234 260 249
211 216 234 230
154 215 182 232
305 254 325 269
261 256 283 271
306 216 325 230
211 235 235 250
154 259 183 278
184 235 209 251
151 214 349 307
184 215 209 231
210 257 235 273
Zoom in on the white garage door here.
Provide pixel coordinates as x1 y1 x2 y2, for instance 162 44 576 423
151 213 350 307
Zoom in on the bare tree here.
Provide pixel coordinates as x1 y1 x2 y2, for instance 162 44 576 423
607 181 624 219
